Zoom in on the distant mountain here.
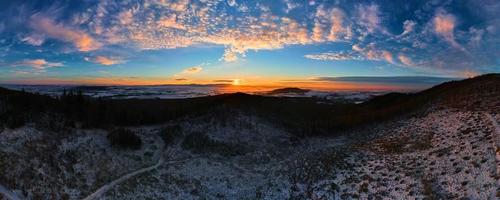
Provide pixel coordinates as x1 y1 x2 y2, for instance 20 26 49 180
266 87 310 95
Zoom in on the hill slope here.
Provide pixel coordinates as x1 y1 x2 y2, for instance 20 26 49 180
0 74 498 199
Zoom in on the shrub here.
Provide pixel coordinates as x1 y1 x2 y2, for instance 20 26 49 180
160 124 182 146
107 128 142 150
35 114 75 133
181 132 245 156
5 114 26 129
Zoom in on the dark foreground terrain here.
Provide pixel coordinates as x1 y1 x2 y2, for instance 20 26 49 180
0 74 499 199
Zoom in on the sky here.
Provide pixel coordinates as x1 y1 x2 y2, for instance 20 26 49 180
0 0 498 89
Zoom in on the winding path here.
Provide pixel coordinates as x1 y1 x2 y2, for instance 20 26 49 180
81 156 165 200
0 184 21 200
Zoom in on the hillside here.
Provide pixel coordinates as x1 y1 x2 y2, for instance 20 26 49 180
0 74 499 199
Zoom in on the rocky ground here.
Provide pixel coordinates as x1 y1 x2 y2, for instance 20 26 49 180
1 105 499 199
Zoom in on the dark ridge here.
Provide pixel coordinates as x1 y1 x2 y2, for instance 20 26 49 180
267 87 310 95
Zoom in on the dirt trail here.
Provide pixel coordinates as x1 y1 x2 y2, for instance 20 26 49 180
81 155 164 200
82 142 171 200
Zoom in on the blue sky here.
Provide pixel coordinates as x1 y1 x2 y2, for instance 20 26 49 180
0 0 498 87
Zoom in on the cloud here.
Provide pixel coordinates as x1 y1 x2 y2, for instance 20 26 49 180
5 0 496 76
212 79 234 83
157 14 186 30
85 56 125 66
312 20 325 42
433 10 463 50
356 4 383 35
30 15 101 51
117 9 134 25
170 0 190 12
327 8 352 41
304 51 364 61
227 0 237 7
151 0 190 11
21 34 45 46
398 54 415 66
182 66 203 74
401 20 416 35
352 44 419 67
314 76 457 85
382 51 394 64
14 59 63 70
350 43 389 62
13 70 32 75
311 5 328 42
72 1 365 62
284 0 298 13
123 1 314 61
222 49 239 62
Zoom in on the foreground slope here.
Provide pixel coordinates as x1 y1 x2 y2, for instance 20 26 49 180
0 74 499 199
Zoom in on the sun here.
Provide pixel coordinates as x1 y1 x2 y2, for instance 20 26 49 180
232 79 241 86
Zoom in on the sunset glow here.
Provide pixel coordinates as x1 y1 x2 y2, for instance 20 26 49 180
0 0 498 90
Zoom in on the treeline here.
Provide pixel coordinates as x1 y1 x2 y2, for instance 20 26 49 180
0 74 498 137
0 87 221 130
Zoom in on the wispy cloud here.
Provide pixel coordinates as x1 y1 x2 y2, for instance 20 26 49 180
85 56 125 66
182 65 203 74
356 4 384 37
398 54 415 66
13 59 63 70
314 76 457 84
21 34 45 46
304 51 364 61
401 20 416 35
212 79 234 83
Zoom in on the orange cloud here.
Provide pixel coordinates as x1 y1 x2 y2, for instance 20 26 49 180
30 16 101 51
398 54 415 66
157 14 186 30
382 51 394 64
433 11 464 50
312 20 325 42
434 13 455 37
182 66 203 74
327 8 351 41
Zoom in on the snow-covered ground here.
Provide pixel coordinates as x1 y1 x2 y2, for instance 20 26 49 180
0 107 498 199
0 183 21 200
